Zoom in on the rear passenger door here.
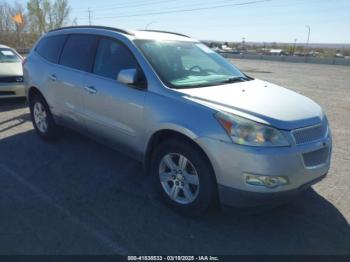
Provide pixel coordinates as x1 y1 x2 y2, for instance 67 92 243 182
54 34 99 128
83 37 147 155
34 34 67 111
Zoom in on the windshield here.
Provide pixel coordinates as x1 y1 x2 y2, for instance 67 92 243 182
0 48 21 63
134 40 249 89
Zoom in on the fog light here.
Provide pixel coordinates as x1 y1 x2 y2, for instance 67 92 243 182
245 174 289 188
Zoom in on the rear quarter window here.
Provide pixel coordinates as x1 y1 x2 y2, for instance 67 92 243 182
35 35 67 63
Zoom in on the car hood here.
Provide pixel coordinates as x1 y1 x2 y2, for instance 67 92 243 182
179 79 323 130
0 62 23 77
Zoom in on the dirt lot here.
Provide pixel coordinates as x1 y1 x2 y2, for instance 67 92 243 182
0 59 349 255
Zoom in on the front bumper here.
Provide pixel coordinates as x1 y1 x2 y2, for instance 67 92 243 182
218 173 326 207
195 134 332 207
0 82 25 98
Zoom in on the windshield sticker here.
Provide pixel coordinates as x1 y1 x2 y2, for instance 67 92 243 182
196 44 215 53
1 50 15 56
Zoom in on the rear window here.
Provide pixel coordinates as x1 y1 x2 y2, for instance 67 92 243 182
59 34 98 72
0 48 21 63
35 35 67 63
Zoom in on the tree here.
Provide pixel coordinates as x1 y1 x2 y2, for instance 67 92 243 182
27 0 71 35
0 2 17 32
0 2 28 49
0 0 72 50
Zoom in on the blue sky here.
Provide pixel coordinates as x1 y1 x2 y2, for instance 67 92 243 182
17 0 350 43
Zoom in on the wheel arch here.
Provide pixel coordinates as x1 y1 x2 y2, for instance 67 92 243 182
28 86 44 103
144 129 216 182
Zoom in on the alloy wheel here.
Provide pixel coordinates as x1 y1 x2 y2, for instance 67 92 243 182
159 153 200 204
33 102 48 133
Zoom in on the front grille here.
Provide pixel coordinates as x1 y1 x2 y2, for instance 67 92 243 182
303 147 329 167
292 121 328 145
0 91 16 96
0 76 23 83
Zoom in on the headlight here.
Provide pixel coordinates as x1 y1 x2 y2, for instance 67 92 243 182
215 111 289 147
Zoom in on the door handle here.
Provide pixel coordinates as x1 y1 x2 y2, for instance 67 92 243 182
84 86 97 94
49 74 57 81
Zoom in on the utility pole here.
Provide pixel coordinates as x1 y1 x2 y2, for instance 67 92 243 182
293 38 297 56
242 37 246 52
305 25 311 61
88 8 93 25
263 42 266 55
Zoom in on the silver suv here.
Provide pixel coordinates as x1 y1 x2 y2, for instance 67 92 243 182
23 26 332 216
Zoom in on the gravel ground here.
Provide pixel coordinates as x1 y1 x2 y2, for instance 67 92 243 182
0 59 349 255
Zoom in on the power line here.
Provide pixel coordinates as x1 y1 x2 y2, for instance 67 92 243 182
80 0 240 15
91 0 272 20
80 0 175 12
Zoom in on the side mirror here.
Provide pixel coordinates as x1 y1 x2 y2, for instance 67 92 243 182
117 69 137 85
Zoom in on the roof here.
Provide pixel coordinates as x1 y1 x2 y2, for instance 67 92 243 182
134 31 195 42
49 25 134 36
138 30 190 38
133 30 194 42
0 44 11 49
48 26 195 42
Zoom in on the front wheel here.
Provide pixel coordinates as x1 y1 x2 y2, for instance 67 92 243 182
29 94 63 140
151 140 217 216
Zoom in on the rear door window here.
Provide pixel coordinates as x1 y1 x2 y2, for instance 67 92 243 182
35 35 67 63
59 34 98 72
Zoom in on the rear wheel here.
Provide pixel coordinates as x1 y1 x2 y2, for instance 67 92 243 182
29 94 63 140
151 140 217 216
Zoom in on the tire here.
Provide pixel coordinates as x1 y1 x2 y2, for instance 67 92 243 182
29 93 63 140
150 139 217 216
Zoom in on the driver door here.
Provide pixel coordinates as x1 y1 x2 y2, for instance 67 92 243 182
82 37 147 155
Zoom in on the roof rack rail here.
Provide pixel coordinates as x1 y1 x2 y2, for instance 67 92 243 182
48 26 135 36
139 30 190 38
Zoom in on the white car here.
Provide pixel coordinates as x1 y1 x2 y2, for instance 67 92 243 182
0 45 25 98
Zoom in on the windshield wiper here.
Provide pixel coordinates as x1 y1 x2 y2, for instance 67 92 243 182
219 76 249 84
169 76 252 89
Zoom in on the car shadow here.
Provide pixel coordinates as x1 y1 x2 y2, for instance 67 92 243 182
0 99 30 134
0 129 349 254
0 98 27 113
0 113 31 133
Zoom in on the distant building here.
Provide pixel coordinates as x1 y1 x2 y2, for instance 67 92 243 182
269 49 283 55
308 51 320 57
221 45 233 51
335 53 344 58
